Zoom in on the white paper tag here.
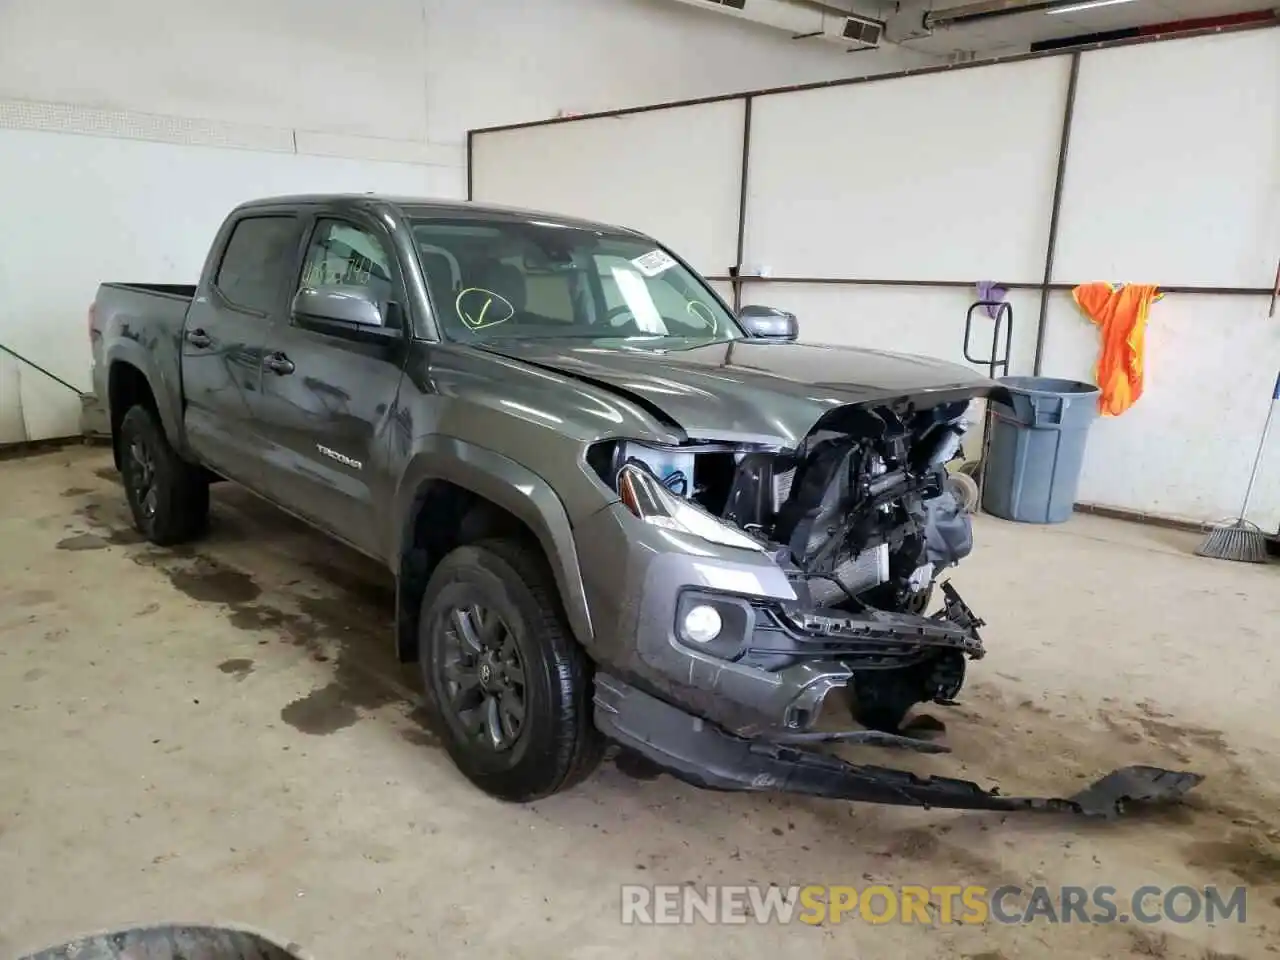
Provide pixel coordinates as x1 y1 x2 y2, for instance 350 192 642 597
630 249 677 277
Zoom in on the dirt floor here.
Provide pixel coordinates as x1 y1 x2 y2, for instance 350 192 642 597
2 445 1280 959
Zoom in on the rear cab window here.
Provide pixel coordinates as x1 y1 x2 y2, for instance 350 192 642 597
214 216 297 314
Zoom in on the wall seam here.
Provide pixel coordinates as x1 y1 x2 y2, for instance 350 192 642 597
0 96 462 169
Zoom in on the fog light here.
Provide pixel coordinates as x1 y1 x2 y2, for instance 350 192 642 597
682 604 723 645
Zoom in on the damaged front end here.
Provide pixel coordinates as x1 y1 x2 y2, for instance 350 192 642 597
586 394 1202 816
594 396 986 735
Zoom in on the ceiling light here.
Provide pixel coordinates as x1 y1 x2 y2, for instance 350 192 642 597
1046 0 1140 14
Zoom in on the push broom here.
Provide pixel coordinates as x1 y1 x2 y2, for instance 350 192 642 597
1196 371 1280 563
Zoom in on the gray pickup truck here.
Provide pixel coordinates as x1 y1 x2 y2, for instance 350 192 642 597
90 194 1196 816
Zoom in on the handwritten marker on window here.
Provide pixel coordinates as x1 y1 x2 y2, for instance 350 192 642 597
455 288 514 330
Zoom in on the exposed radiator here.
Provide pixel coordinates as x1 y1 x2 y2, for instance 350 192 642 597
807 543 890 604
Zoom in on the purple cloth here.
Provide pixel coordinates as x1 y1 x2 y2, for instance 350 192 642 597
976 281 1007 319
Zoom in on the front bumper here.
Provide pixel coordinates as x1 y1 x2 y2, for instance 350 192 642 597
575 502 982 737
593 673 1202 817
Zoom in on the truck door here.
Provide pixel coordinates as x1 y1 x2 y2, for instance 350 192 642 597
182 211 299 486
253 211 409 560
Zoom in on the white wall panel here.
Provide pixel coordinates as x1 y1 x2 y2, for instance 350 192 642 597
0 360 25 444
708 281 737 310
0 0 930 199
737 282 1039 376
742 58 1070 281
0 0 434 143
425 0 938 145
0 0 916 145
472 102 746 276
1055 30 1280 287
0 129 434 443
1040 292 1280 528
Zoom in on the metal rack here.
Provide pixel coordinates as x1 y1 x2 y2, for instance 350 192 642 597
960 299 1014 507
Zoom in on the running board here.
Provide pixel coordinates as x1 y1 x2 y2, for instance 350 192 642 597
594 674 1202 818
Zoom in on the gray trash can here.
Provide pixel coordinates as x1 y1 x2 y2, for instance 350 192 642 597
981 376 1101 524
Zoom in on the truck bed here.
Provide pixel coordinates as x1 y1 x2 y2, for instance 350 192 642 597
102 282 197 302
90 283 198 449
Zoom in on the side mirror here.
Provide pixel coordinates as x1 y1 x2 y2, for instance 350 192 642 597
292 286 398 343
738 304 798 341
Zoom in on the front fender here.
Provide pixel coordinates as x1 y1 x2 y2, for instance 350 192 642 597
392 435 594 648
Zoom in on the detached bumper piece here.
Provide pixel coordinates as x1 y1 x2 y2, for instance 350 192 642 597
594 674 1202 818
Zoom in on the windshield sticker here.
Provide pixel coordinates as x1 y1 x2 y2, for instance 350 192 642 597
612 267 667 333
630 249 678 278
686 300 717 334
455 287 515 330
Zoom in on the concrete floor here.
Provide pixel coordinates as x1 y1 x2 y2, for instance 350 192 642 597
2 446 1280 960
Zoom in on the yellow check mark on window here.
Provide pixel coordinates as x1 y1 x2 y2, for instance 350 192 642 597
455 288 514 329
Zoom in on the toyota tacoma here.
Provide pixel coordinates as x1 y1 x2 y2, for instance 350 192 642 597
90 195 1198 816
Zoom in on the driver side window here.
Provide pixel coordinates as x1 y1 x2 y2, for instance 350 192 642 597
300 220 395 326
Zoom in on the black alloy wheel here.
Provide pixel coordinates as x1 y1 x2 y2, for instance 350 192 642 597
125 429 159 523
116 404 209 545
416 540 604 802
437 603 527 752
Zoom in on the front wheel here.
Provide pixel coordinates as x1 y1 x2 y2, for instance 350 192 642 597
118 404 209 545
418 539 603 802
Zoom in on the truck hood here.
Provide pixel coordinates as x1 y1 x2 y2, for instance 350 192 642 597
476 338 996 447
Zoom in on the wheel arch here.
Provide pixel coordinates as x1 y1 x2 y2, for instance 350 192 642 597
392 437 594 664
107 358 158 470
105 345 183 470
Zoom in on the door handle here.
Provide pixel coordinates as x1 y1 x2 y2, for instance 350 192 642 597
185 328 212 349
263 352 295 376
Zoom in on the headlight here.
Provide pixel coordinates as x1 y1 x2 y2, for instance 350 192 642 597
616 461 763 552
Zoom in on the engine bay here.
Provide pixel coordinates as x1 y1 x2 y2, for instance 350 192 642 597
595 399 976 611
589 397 985 733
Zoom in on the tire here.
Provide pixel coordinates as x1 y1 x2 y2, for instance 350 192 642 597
118 404 209 546
947 471 980 514
418 538 604 802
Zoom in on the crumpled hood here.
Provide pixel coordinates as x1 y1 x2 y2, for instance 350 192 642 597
477 338 996 448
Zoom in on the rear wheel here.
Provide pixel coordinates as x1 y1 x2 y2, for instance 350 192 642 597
118 404 209 545
418 539 603 801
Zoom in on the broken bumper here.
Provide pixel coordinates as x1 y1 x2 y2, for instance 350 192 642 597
593 673 1202 817
575 503 985 738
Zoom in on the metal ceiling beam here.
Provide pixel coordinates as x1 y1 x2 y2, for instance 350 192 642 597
923 0 1083 30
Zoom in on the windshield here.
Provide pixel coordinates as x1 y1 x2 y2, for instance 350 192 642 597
410 217 741 344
